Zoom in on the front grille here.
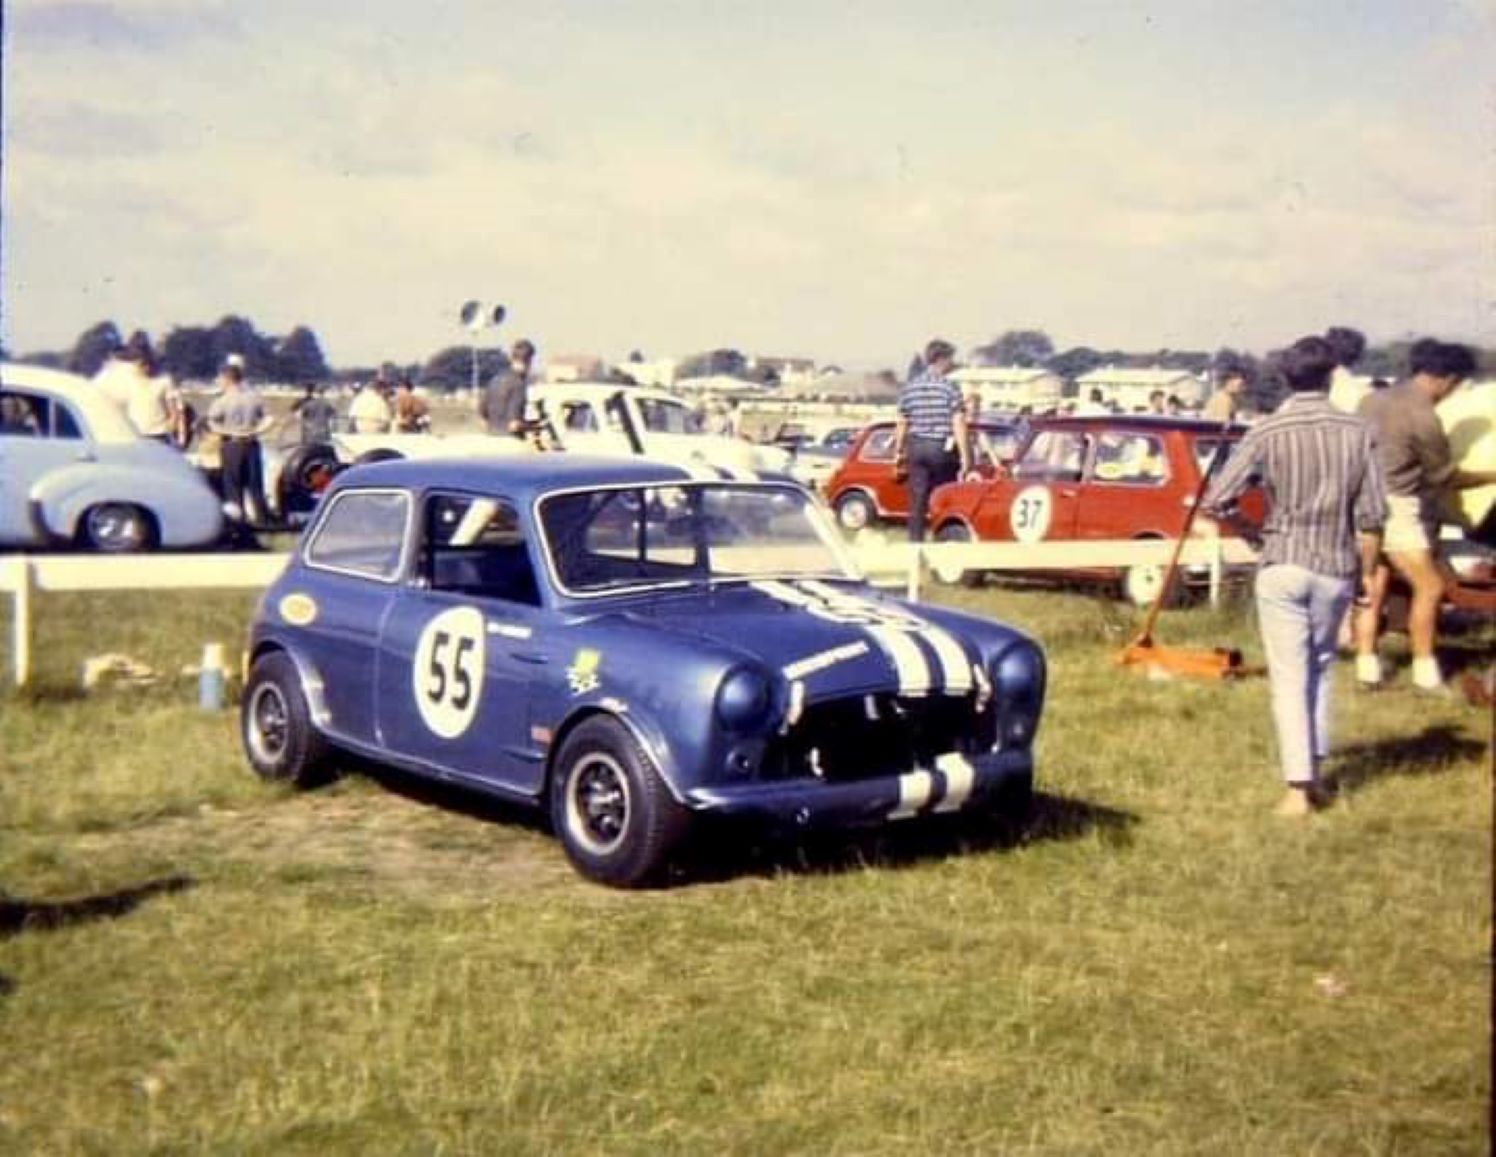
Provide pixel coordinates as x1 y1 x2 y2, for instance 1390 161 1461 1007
758 693 993 782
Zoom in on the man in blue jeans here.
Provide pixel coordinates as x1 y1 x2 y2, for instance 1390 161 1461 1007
1203 335 1387 816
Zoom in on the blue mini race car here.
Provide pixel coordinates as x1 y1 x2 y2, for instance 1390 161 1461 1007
241 455 1046 886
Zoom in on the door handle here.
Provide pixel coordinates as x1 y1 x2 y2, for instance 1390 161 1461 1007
1059 489 1078 498
512 650 549 666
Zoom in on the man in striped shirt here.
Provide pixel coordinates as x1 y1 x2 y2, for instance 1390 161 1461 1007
893 338 970 543
1203 335 1387 817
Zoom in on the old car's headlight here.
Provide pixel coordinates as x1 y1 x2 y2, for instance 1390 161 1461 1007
716 666 773 730
991 645 1046 749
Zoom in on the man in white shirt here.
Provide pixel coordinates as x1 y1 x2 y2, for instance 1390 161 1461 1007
347 382 393 433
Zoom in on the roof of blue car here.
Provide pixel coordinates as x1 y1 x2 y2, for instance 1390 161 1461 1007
330 453 764 499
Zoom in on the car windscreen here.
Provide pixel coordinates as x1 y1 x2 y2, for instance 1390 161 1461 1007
540 483 854 595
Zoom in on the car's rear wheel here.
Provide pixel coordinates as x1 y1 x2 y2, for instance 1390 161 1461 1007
551 717 688 887
242 652 330 788
276 443 342 518
78 503 155 552
835 491 876 532
929 522 982 587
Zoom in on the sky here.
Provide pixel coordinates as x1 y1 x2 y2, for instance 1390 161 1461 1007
1 0 1492 371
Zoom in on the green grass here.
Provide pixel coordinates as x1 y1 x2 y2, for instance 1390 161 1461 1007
0 584 1489 1154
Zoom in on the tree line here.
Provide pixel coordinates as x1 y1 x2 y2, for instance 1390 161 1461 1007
6 318 1491 403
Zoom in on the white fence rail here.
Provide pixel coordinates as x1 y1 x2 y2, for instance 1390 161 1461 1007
2 536 1257 687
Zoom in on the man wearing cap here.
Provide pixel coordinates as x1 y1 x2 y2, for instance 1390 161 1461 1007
481 339 537 439
893 338 970 543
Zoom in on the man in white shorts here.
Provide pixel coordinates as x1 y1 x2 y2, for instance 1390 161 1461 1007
1354 340 1496 692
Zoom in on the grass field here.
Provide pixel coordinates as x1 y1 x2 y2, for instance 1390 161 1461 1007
0 582 1490 1154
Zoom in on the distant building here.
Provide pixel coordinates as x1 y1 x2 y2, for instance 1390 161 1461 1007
543 354 607 384
950 366 1065 412
1074 367 1208 411
749 356 818 387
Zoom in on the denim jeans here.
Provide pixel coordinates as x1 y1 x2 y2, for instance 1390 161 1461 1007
1255 564 1354 784
905 437 958 543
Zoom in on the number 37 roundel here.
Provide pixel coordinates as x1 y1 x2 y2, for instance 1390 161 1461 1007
412 606 486 739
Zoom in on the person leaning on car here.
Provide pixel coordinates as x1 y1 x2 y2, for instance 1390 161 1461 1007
481 339 537 439
206 362 270 524
893 338 970 543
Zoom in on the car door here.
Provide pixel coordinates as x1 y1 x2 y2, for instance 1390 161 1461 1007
375 491 548 796
972 428 1087 545
0 389 89 543
297 487 413 746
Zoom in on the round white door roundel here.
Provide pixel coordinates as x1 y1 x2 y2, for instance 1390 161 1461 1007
1008 485 1053 544
412 606 486 739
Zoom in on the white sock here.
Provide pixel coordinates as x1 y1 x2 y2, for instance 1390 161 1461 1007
1355 654 1381 683
1411 656 1443 689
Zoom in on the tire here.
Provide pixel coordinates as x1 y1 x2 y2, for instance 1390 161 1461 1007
242 652 330 788
276 443 341 518
834 491 876 532
1121 538 1185 608
550 717 689 887
78 503 155 553
930 522 982 587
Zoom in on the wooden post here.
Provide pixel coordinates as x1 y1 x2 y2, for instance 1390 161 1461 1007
1207 534 1222 608
907 543 922 602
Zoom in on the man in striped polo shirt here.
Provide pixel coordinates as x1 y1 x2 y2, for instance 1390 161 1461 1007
893 338 971 543
1203 335 1387 817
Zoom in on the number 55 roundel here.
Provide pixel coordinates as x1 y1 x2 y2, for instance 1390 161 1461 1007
412 606 486 739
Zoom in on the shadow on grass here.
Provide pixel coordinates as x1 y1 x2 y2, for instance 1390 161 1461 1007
1330 725 1488 796
339 759 1136 889
0 874 196 994
672 791 1139 886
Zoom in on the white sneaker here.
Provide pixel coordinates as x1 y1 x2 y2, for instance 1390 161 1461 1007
1355 654 1382 688
1411 656 1444 691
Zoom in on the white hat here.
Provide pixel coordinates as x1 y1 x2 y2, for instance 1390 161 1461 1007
225 353 246 370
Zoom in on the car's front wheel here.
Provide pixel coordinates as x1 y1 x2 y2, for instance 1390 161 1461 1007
834 491 876 532
78 503 155 552
242 652 330 788
551 717 688 887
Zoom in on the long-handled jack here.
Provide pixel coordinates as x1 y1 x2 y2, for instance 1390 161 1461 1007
1115 425 1261 680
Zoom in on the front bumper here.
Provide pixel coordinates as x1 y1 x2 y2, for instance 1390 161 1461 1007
683 748 1032 828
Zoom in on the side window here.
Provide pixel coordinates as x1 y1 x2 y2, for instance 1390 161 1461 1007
1194 439 1230 476
860 428 897 462
53 401 82 439
1092 432 1167 485
0 391 41 436
423 493 540 606
561 402 597 432
304 490 410 580
1015 431 1088 481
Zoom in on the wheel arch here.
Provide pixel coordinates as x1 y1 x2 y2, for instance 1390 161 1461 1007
544 705 688 807
248 639 333 732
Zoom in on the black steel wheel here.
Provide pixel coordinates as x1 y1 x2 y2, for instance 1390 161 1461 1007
551 717 688 887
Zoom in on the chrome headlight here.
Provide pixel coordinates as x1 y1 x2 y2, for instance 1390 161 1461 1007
990 644 1046 749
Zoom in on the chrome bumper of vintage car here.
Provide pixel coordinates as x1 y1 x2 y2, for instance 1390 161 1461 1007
683 748 1032 827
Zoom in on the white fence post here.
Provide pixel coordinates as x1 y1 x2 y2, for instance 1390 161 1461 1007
7 557 33 688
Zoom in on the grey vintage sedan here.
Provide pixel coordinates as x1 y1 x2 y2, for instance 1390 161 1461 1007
0 363 224 551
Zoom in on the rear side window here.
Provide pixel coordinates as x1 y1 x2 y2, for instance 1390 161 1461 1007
859 428 897 462
304 490 410 580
